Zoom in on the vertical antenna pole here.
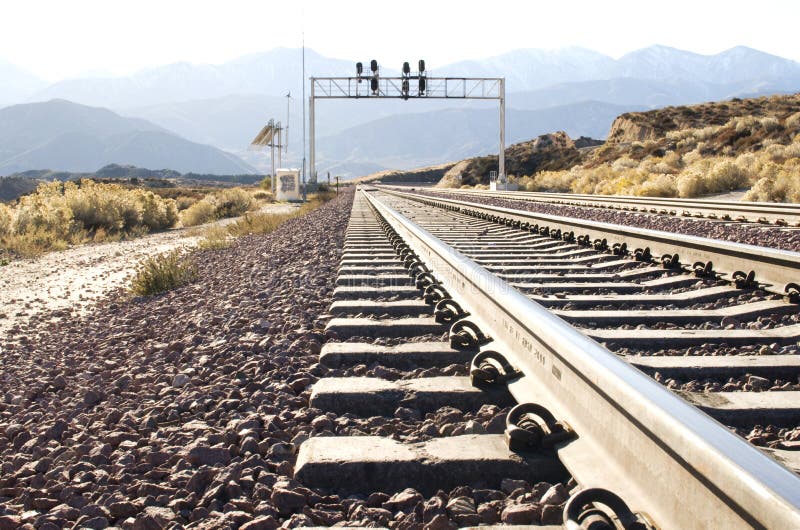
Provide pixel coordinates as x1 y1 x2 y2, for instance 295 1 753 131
277 123 282 170
270 119 275 196
285 92 290 154
498 77 505 187
309 78 316 186
301 30 307 202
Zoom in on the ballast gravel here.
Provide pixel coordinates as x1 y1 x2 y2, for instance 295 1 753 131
414 190 800 252
0 190 567 529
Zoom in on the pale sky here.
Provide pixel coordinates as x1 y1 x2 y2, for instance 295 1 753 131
2 0 799 81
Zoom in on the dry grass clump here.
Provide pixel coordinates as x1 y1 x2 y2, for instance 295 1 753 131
129 249 198 296
515 104 800 201
197 225 232 250
1 180 179 256
180 199 217 227
180 187 256 227
0 203 12 237
228 192 333 237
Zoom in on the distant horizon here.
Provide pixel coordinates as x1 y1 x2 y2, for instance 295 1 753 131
2 43 799 84
3 0 800 81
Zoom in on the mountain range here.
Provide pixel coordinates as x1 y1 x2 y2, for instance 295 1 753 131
1 45 800 177
0 100 256 175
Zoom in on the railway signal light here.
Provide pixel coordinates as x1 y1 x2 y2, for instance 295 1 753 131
419 77 426 95
402 78 410 100
402 61 410 76
418 59 425 74
371 76 379 94
370 59 378 73
356 62 363 75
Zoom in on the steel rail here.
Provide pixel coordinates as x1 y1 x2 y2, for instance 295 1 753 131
423 187 800 225
361 187 800 530
375 187 800 295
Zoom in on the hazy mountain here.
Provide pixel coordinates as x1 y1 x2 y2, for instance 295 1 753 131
6 44 800 177
0 60 47 106
315 101 639 175
616 45 800 84
0 100 256 175
507 76 800 111
439 47 618 90
31 48 360 109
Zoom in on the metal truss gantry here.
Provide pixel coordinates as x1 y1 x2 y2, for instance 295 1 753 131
308 76 505 183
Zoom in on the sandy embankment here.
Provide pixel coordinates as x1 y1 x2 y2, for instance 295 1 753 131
0 203 298 336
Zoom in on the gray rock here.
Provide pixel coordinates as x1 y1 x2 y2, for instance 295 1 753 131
172 374 190 388
501 503 541 524
748 375 771 391
83 389 103 406
382 488 423 512
270 486 306 513
185 445 231 467
540 483 568 505
240 515 279 530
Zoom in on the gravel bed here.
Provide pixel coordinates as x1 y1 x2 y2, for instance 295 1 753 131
739 424 800 449
612 342 800 357
656 373 800 392
415 190 800 252
0 190 568 529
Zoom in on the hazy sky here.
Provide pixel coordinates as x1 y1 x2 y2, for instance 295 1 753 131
3 0 800 81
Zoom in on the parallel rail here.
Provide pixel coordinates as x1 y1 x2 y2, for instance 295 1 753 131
420 187 800 225
376 187 800 295
362 187 800 529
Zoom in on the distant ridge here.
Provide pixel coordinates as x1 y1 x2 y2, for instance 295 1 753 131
0 100 257 175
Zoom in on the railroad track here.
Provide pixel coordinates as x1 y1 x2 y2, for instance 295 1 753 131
293 186 800 529
415 187 800 227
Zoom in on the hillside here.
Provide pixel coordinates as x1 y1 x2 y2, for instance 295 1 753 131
490 93 800 202
436 133 601 187
316 101 635 173
0 100 257 175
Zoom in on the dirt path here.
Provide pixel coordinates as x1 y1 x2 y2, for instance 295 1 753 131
0 203 298 336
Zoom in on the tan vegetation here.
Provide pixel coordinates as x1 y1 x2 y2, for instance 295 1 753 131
517 109 800 201
442 94 800 202
180 187 256 227
0 180 179 257
226 191 333 238
129 249 198 296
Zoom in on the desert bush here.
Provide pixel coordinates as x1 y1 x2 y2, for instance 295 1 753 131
197 225 231 250
706 160 749 192
64 181 141 231
175 196 198 211
734 115 759 133
259 176 272 190
130 249 197 296
636 174 677 197
0 203 12 237
785 112 800 132
139 191 178 230
760 116 781 132
211 188 253 218
252 190 272 201
180 199 217 227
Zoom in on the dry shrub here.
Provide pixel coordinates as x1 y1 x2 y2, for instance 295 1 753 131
211 188 253 218
197 225 231 250
176 196 198 211
785 112 800 133
636 174 676 197
706 160 748 192
0 203 12 237
130 249 197 296
760 116 781 132
181 199 217 227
